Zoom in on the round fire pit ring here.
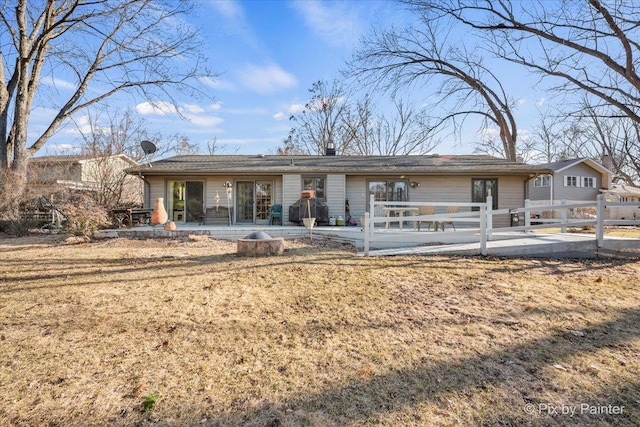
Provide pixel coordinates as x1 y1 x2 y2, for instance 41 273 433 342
237 231 285 257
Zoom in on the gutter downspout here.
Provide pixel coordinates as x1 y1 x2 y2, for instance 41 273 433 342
138 171 151 208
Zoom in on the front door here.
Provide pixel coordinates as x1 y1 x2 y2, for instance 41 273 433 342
236 181 273 224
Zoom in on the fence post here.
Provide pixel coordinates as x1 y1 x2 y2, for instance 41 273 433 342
486 196 493 241
363 215 370 256
560 199 567 233
480 204 487 256
596 194 604 248
524 199 531 234
369 194 376 232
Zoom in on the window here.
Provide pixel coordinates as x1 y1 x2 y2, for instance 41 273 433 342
582 177 596 188
303 176 326 199
564 176 578 187
472 179 498 211
534 175 551 187
368 180 408 206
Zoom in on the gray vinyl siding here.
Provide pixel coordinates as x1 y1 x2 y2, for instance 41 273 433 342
346 176 368 222
553 163 601 202
529 178 552 201
529 163 604 203
412 175 524 228
283 174 302 224
146 172 527 228
147 176 165 210
345 175 525 228
326 174 346 219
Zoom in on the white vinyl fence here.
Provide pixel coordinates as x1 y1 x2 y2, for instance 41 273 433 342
362 194 640 256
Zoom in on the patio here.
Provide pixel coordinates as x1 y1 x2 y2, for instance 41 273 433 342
93 221 640 258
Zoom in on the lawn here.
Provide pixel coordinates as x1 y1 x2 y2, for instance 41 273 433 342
1 234 639 426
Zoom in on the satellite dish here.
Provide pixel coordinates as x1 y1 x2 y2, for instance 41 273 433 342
140 140 157 167
141 140 157 155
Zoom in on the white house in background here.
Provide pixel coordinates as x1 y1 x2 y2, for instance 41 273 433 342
28 154 143 207
602 184 640 220
527 158 613 218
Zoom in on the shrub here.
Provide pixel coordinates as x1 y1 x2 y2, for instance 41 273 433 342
0 169 29 236
56 192 110 236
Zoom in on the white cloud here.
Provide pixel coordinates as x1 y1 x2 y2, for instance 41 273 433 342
292 0 362 47
183 104 204 114
517 98 526 105
207 102 224 111
236 63 297 94
537 97 547 107
476 127 500 142
225 107 269 115
288 103 306 114
40 76 76 90
135 101 178 116
186 114 224 128
200 76 237 91
209 0 243 20
273 111 286 120
207 0 259 48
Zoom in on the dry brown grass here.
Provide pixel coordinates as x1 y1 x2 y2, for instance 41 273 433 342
0 234 639 426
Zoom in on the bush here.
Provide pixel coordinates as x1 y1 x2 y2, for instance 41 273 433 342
0 169 29 236
56 192 110 236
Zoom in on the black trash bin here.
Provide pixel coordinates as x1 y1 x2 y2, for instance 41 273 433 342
509 209 520 227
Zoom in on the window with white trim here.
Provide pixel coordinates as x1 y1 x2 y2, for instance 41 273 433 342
564 176 578 187
534 175 551 187
582 177 596 188
302 176 326 199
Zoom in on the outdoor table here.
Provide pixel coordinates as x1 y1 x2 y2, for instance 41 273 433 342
383 207 419 229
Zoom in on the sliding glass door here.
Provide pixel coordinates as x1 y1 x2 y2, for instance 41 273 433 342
168 181 204 223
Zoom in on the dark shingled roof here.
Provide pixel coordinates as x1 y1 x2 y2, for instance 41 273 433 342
127 154 552 176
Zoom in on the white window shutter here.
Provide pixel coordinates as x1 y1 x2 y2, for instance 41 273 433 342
564 175 568 186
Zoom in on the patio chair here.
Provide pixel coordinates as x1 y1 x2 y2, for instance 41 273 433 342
268 204 283 225
416 205 436 231
440 206 459 231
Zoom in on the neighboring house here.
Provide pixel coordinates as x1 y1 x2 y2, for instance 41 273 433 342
28 154 143 207
127 153 551 228
526 158 613 219
602 184 640 220
528 158 612 203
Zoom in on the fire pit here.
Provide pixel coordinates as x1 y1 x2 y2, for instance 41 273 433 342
236 231 285 257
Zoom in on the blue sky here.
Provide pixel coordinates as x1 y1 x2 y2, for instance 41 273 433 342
39 0 547 158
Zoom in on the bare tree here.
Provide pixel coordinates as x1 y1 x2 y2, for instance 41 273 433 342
347 19 519 160
0 0 213 203
170 134 200 156
403 0 640 133
74 108 162 160
574 104 640 184
287 80 353 155
530 102 640 183
343 96 440 155
72 108 161 208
